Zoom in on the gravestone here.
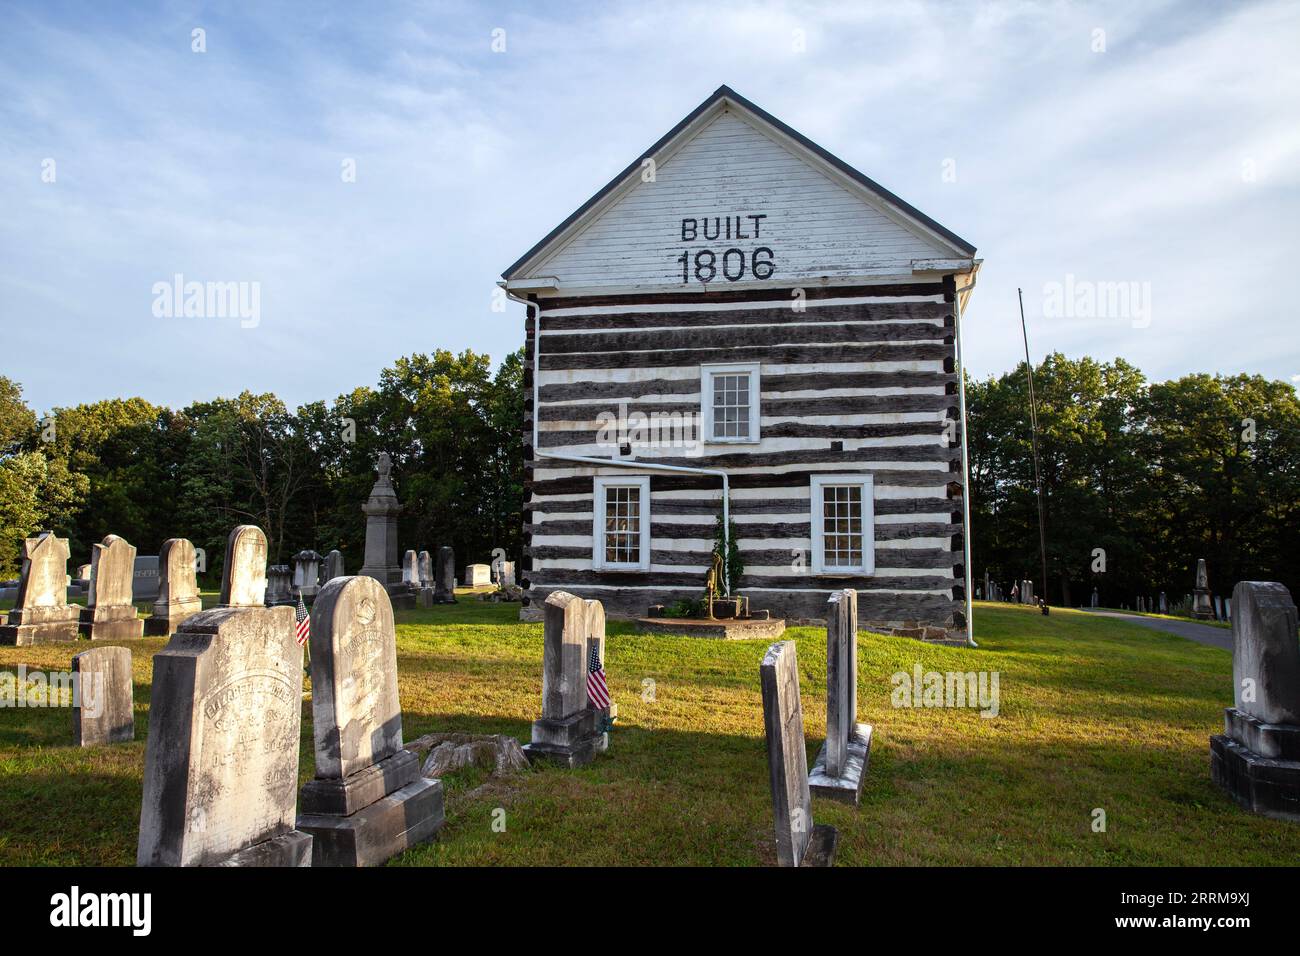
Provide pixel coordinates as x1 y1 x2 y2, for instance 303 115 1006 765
500 560 516 589
401 550 420 587
132 555 161 603
0 532 81 646
138 525 312 866
1215 595 1224 621
1226 597 1232 621
72 646 134 746
464 564 491 587
1091 588 1099 608
323 549 345 582
418 550 433 588
760 640 837 867
522 591 609 767
76 563 92 582
145 538 203 637
292 550 322 598
808 589 872 804
433 546 456 604
296 576 445 865
1193 558 1214 620
1209 581 1300 821
265 565 293 606
359 452 402 588
81 535 144 641
1159 592 1167 614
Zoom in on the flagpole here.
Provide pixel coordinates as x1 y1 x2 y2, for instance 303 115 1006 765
1018 288 1050 608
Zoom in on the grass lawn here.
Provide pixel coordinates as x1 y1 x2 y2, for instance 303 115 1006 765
1 598 1296 866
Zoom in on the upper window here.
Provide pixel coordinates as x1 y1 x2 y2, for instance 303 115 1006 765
810 475 875 575
701 363 760 443
593 476 651 571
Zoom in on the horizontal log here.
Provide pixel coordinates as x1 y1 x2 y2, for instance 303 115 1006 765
537 369 956 404
539 282 947 311
539 299 950 332
539 320 944 355
540 342 950 371
528 519 958 540
526 545 957 569
527 568 953 591
538 421 943 446
537 392 951 421
528 468 959 496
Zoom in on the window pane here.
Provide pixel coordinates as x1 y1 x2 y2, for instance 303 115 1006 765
821 484 864 569
711 372 752 440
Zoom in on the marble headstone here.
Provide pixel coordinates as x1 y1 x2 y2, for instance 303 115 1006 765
265 565 293 607
323 549 345 582
292 550 323 598
417 550 433 588
138 525 311 866
296 576 444 865
1193 558 1214 620
358 452 402 587
401 549 420 587
145 538 203 637
81 535 144 641
132 555 161 603
464 564 491 588
1210 581 1300 821
808 589 872 804
0 532 81 646
72 645 134 746
522 591 608 767
760 641 837 867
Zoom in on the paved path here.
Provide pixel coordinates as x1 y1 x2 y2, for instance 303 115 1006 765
1081 609 1231 651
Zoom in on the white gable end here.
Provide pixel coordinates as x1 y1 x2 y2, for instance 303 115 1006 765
519 108 958 291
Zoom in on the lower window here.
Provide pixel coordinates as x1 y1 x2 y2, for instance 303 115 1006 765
593 476 651 571
810 475 875 574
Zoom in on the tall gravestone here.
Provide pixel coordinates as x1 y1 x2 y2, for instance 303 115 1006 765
0 532 81 645
809 590 872 804
1193 559 1214 620
418 550 433 588
759 641 837 867
359 452 402 588
324 549 345 582
132 555 161 603
296 576 445 865
145 538 203 637
81 535 145 641
401 550 420 587
522 590 609 767
1210 581 1300 821
293 550 322 598
72 646 134 746
433 546 456 604
137 525 312 866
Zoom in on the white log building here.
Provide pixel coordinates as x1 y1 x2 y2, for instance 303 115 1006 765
501 86 980 642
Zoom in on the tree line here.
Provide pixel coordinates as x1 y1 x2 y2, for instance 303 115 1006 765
0 348 524 583
967 354 1300 607
1 348 1296 609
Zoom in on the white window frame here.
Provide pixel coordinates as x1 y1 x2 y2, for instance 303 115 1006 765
593 475 651 571
810 474 875 575
700 362 761 444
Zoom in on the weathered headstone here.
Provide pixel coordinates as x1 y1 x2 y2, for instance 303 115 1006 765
72 646 134 746
1225 597 1232 621
464 564 491 587
500 560 516 589
359 452 402 587
81 535 144 641
1159 592 1167 614
418 550 433 588
1193 558 1214 620
522 591 609 767
145 538 203 637
323 549 345 582
433 545 456 604
760 641 837 867
401 549 420 587
132 555 161 603
1091 587 1099 608
809 590 872 804
76 563 92 582
0 532 81 646
296 576 445 865
265 565 293 606
292 550 322 598
138 525 311 866
1210 581 1300 821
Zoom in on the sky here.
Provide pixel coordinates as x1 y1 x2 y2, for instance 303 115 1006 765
2 0 1298 415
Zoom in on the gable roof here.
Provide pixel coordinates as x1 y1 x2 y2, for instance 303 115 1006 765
502 84 975 281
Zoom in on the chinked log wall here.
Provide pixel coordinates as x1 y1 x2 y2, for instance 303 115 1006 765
521 279 966 639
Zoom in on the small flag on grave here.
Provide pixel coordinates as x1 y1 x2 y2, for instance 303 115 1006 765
586 643 610 709
295 591 311 646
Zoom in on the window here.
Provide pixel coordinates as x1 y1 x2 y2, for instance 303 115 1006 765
701 363 760 443
811 475 875 574
593 476 651 571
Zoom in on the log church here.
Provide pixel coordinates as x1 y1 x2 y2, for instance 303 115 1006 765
502 86 980 643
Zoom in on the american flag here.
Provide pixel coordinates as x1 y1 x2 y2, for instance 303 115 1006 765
586 643 610 709
294 591 311 646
